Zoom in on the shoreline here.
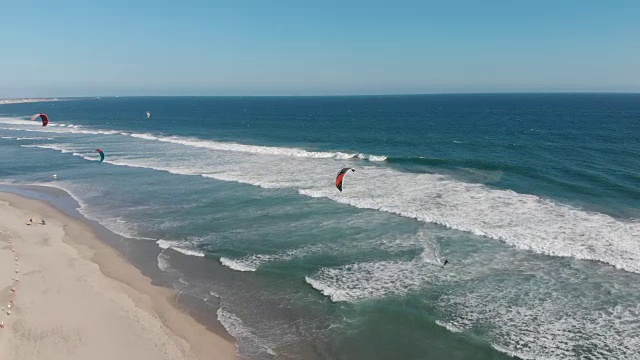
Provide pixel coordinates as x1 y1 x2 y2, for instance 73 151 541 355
0 191 237 359
0 98 59 105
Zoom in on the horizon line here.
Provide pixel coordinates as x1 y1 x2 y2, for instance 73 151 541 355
2 91 640 100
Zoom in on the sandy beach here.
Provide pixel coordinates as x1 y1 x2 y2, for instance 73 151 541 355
0 192 236 360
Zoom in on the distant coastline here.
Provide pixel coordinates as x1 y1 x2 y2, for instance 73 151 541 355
0 98 59 105
0 93 638 102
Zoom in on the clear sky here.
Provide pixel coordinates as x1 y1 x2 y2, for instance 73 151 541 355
1 0 639 97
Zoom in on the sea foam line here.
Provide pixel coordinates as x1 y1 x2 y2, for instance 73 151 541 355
297 171 640 275
216 308 277 358
156 239 205 257
129 132 387 161
15 133 640 275
218 244 328 272
1 116 388 161
219 258 257 272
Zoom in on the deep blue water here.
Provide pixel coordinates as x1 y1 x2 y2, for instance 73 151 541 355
1 94 639 359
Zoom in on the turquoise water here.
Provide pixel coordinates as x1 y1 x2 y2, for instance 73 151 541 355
1 95 639 359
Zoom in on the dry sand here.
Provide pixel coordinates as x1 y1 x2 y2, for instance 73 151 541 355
0 192 237 360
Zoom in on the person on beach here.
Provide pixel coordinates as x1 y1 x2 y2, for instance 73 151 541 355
41 219 46 225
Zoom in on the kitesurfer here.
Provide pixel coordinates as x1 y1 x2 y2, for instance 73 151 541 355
31 113 49 126
335 167 355 192
95 149 105 163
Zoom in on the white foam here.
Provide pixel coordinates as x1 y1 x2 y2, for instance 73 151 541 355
157 251 171 272
305 259 438 302
0 117 37 126
6 112 640 360
219 257 257 272
219 245 327 272
0 98 58 105
25 182 154 242
13 123 640 275
129 132 365 159
0 116 120 135
434 320 463 333
0 136 53 140
216 308 277 357
297 167 640 274
21 143 74 153
490 344 538 360
2 125 120 136
368 155 387 162
438 282 640 359
131 133 344 158
172 247 205 257
20 144 107 164
306 236 640 358
356 153 388 162
156 239 205 257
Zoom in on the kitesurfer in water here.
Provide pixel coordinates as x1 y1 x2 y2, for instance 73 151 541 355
442 259 449 267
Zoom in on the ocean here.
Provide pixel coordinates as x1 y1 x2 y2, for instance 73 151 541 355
1 94 639 359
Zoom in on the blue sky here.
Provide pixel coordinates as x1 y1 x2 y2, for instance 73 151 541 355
1 0 639 96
